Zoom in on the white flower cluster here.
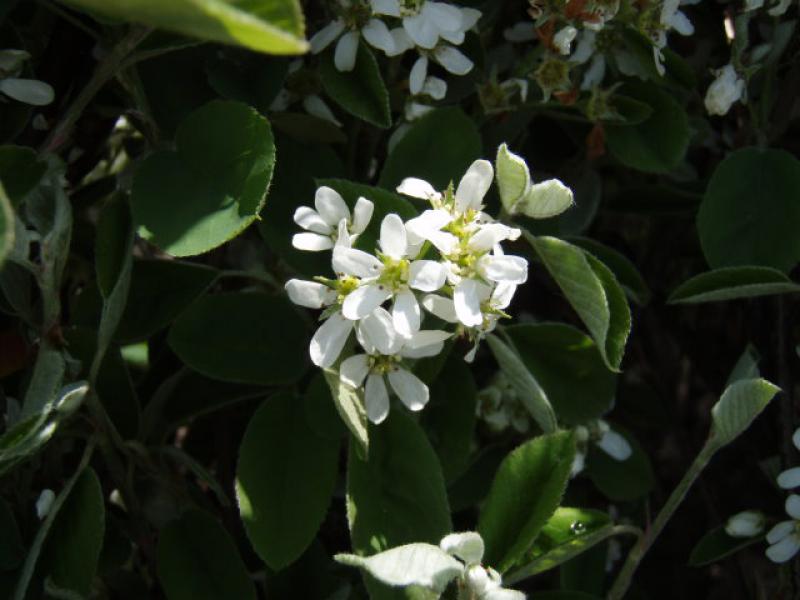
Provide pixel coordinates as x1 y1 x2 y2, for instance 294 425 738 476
310 0 479 78
477 373 531 434
285 159 529 425
765 428 800 562
704 64 745 117
0 49 54 106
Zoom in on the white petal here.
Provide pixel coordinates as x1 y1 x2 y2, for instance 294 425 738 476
405 329 452 350
792 427 800 451
454 279 487 327
379 213 409 259
293 232 334 251
401 341 445 359
392 290 421 337
315 186 351 227
371 0 401 17
786 495 800 520
433 45 473 75
310 19 346 53
302 94 342 126
779 467 800 490
35 489 55 519
352 197 374 234
0 78 54 106
439 29 465 45
484 589 526 600
340 354 370 388
424 2 463 31
553 26 577 55
293 206 332 234
388 368 429 411
332 246 383 278
335 218 353 248
343 283 393 320
479 255 528 284
767 521 795 544
409 260 447 292
362 18 396 54
766 534 800 563
467 223 520 252
460 8 482 31
725 511 765 538
455 159 494 213
409 56 428 95
365 374 390 424
571 30 597 64
310 313 353 368
285 279 336 309
360 307 400 355
403 13 439 49
335 31 360 72
596 430 632 461
387 28 414 56
670 11 694 35
490 282 517 310
421 294 458 323
397 177 439 201
422 76 447 100
440 531 484 565
581 55 606 90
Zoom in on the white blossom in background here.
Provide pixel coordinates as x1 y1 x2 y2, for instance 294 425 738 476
704 64 745 116
766 495 800 563
652 0 695 76
0 49 54 106
725 511 765 538
35 489 55 519
571 420 632 477
269 60 342 127
476 373 531 433
292 186 374 251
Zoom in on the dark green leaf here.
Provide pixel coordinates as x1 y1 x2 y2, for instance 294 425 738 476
506 323 616 425
379 108 482 190
570 238 651 305
668 266 800 304
157 509 256 600
0 181 12 269
0 145 46 207
0 500 23 570
478 431 576 573
131 100 275 257
320 42 391 128
168 292 307 386
689 525 761 566
586 427 654 501
697 148 800 273
237 393 340 570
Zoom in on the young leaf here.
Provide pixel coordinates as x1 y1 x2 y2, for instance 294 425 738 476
709 379 780 448
505 323 616 425
236 393 340 570
168 292 307 386
668 266 800 304
495 143 530 211
379 108 482 190
157 509 256 600
58 0 308 55
697 149 800 273
131 100 275 257
486 334 557 433
320 42 391 129
40 468 105 597
335 544 463 592
518 180 574 219
525 233 631 371
478 431 576 573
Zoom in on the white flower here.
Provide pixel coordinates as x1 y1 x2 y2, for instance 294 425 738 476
371 0 480 50
0 49 54 106
725 511 765 538
652 0 695 75
310 311 356 368
766 495 800 563
269 60 342 127
293 186 374 252
439 532 525 599
777 427 800 488
571 421 632 476
333 213 449 335
704 64 745 116
340 311 450 423
35 489 55 519
553 26 578 56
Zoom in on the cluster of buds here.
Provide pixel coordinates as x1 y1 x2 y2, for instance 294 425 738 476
286 145 573 425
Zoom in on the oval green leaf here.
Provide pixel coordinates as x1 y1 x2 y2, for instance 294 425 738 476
669 266 800 304
689 525 762 567
132 100 275 257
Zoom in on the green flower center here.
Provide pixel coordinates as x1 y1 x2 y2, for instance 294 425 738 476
378 256 410 290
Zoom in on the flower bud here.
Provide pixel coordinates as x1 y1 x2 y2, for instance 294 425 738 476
725 510 765 538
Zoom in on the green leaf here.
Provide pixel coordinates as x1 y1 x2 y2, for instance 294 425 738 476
0 145 47 207
668 266 800 304
585 427 654 501
0 500 24 570
710 378 780 448
447 444 508 512
58 0 308 54
323 369 368 454
495 143 530 211
607 95 653 125
605 82 689 173
41 468 105 597
570 238 651 305
486 334 557 433
131 100 275 257
526 234 631 372
157 509 256 600
347 411 452 555
530 592 603 600
20 346 66 419
319 42 390 128
726 345 760 386
237 393 340 570
421 357 477 483
0 181 13 269
335 544 463 592
506 508 615 582
688 525 762 566
478 431 576 573
697 148 800 273
168 292 307 385
379 108 482 190
303 372 347 441
506 323 616 425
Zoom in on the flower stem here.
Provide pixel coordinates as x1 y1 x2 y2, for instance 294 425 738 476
607 442 717 600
